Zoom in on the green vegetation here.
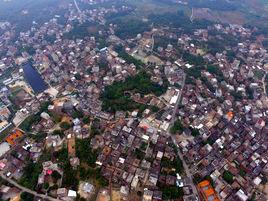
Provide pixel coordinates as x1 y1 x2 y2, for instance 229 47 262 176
185 75 196 85
71 109 83 119
74 73 82 81
98 60 109 71
60 122 72 130
154 35 178 51
53 147 79 189
62 161 79 189
161 157 184 174
206 136 216 146
226 50 236 62
82 116 91 124
78 167 108 187
239 168 246 177
149 11 212 34
20 192 34 201
90 119 102 137
76 139 98 166
185 67 202 79
207 65 224 81
75 138 108 187
170 119 184 134
110 18 150 39
188 0 239 11
246 85 254 100
43 182 49 190
184 63 224 94
230 90 243 101
265 74 268 96
201 76 216 93
63 21 98 40
193 173 214 186
29 132 47 143
183 52 206 66
140 141 148 151
0 0 69 33
223 170 234 184
19 114 41 132
19 150 53 190
51 170 62 181
190 127 200 137
161 186 184 200
53 129 64 137
134 148 145 160
19 101 52 131
54 147 68 163
114 45 144 68
101 71 168 112
48 111 61 123
44 34 56 43
158 146 184 200
19 46 36 55
19 159 42 190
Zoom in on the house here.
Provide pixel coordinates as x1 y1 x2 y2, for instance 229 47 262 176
5 130 23 145
198 180 220 201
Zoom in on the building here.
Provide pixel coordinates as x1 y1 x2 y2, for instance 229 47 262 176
198 180 220 201
5 130 23 145
0 142 10 157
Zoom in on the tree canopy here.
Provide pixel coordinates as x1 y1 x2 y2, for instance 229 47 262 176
223 170 234 184
170 119 184 134
101 71 168 112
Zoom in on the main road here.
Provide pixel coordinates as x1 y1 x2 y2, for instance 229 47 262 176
166 73 199 199
73 0 81 13
0 172 60 201
262 73 267 96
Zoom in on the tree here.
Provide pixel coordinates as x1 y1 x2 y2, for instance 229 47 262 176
48 111 61 123
134 149 145 160
72 110 83 119
207 65 224 81
61 161 78 189
53 129 64 137
51 170 62 182
101 71 167 112
223 170 234 184
43 182 49 190
170 120 184 134
20 192 34 201
110 18 150 39
19 160 42 190
204 175 214 187
98 61 109 70
190 127 200 137
60 122 71 130
82 116 90 124
160 185 184 200
74 73 82 80
54 147 68 163
76 139 98 166
161 157 184 174
19 114 41 132
29 132 47 143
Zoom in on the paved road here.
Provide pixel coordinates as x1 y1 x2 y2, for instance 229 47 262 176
169 73 186 125
151 33 155 52
166 74 199 199
0 173 60 201
73 0 81 13
262 73 267 96
190 7 194 22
